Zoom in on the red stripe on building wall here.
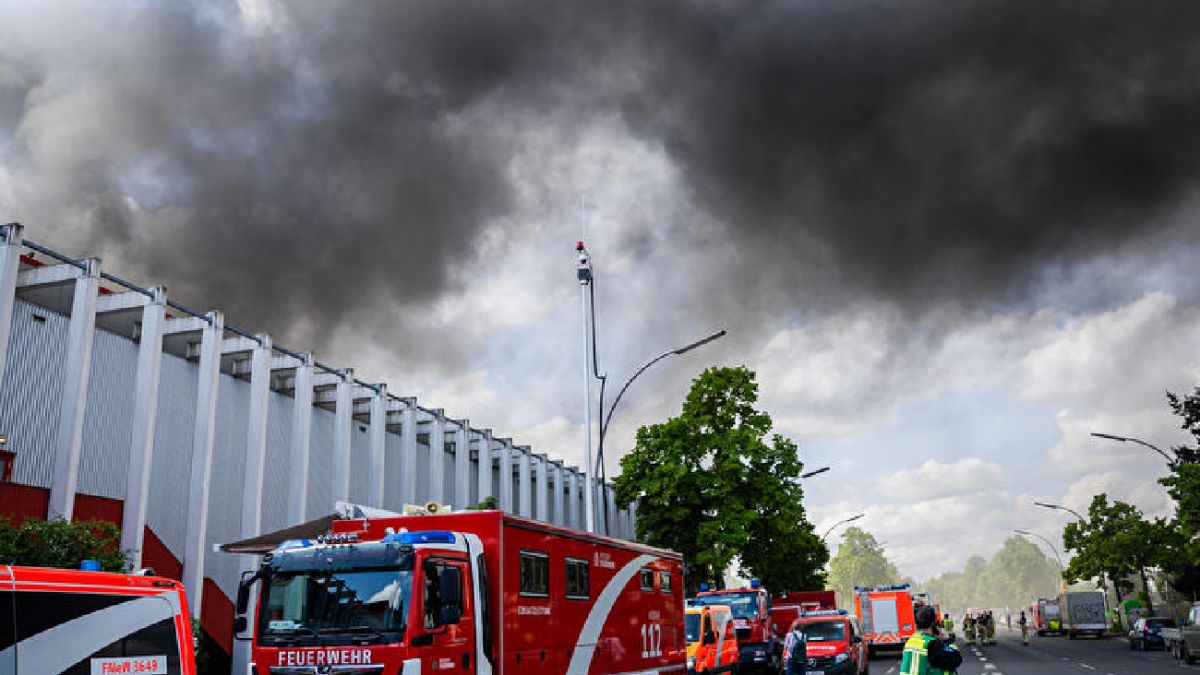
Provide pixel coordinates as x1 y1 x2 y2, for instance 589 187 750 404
203 577 235 655
73 492 123 524
0 483 49 524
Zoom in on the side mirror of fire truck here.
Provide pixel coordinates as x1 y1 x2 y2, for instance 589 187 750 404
234 568 262 640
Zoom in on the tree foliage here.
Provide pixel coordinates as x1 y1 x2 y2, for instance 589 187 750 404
921 537 1059 613
466 496 499 511
1062 494 1175 614
826 527 898 605
615 366 827 593
0 517 130 572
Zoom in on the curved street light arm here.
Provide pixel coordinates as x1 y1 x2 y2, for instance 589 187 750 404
1034 501 1086 522
1014 529 1065 571
822 513 865 541
1091 431 1175 467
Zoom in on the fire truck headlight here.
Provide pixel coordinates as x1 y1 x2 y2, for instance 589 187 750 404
687 656 696 670
834 652 849 663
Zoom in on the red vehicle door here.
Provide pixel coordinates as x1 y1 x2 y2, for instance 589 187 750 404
418 556 475 675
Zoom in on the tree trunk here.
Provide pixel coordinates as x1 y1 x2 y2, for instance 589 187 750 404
1139 565 1155 614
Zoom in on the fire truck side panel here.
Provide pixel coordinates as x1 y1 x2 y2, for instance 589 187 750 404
331 510 685 675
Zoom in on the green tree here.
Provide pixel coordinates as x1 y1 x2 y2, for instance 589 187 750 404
1063 495 1170 613
0 517 130 572
615 366 827 593
826 527 899 606
1160 388 1200 598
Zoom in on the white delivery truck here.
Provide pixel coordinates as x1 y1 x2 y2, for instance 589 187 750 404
1059 591 1108 639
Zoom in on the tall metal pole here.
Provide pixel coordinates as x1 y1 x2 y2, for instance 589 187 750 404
578 240 596 533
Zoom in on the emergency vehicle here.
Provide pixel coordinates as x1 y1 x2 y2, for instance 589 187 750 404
1032 597 1061 636
852 584 916 655
769 591 837 637
793 610 868 675
685 604 738 675
0 564 196 674
692 581 778 673
236 510 685 675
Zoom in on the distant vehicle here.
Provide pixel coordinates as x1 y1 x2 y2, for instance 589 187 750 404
1032 597 1061 636
1129 616 1175 651
795 609 870 675
686 604 739 675
1161 603 1200 663
0 564 196 674
693 581 778 673
1059 591 1108 639
853 584 916 655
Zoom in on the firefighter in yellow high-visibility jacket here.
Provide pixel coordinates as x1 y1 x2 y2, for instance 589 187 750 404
901 606 963 675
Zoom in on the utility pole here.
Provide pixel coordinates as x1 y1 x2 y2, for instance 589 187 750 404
577 240 596 533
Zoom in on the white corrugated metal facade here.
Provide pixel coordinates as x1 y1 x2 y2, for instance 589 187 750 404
0 224 633 644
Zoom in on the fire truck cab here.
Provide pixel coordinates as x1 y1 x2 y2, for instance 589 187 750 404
692 581 777 673
0 564 196 675
236 510 685 675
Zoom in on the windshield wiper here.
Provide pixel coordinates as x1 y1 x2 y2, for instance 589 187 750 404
269 626 324 645
319 625 390 643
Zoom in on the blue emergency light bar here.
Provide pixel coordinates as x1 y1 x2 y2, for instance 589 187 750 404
801 609 849 617
382 530 456 545
750 578 761 589
275 539 313 552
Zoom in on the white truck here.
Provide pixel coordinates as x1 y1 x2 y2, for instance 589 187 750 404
1161 603 1200 663
1059 591 1108 639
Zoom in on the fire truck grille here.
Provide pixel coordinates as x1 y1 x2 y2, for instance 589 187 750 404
736 628 752 641
807 656 837 669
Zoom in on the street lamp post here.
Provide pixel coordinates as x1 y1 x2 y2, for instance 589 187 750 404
1091 432 1176 468
1035 501 1112 614
1015 529 1066 592
594 330 727 529
822 513 865 541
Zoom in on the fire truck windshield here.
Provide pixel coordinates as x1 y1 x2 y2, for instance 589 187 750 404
258 563 413 645
693 593 759 619
801 620 846 642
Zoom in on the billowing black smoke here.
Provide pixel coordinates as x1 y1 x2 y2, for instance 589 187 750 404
2 0 1198 358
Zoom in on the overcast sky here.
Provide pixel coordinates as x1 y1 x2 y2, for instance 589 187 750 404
2 0 1199 580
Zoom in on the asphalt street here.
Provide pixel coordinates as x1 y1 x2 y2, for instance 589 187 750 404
869 628 1200 675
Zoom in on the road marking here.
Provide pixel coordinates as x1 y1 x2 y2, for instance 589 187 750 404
885 668 895 674
1080 665 1095 671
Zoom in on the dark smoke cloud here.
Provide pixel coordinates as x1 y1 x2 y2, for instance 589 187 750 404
610 0 1200 308
2 0 1198 363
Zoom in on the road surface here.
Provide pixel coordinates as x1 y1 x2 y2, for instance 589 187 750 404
869 627 1200 675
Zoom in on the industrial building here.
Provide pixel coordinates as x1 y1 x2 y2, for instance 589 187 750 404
0 222 635 666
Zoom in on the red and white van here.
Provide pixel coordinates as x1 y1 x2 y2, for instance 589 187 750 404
0 565 196 674
237 510 686 675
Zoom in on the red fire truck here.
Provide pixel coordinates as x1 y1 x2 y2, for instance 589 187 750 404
769 591 838 637
1 564 196 674
853 584 917 655
692 581 778 673
235 510 686 675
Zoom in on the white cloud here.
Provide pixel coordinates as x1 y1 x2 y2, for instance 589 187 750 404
881 458 1006 500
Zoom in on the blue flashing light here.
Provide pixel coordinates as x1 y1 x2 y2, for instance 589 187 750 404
750 578 761 590
699 583 710 592
801 609 848 617
382 530 456 545
275 539 313 552
80 559 101 572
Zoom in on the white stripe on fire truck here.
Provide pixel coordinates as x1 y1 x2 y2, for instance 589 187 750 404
0 593 177 672
565 553 658 675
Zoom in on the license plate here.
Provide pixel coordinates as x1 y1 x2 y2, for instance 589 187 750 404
809 671 824 675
